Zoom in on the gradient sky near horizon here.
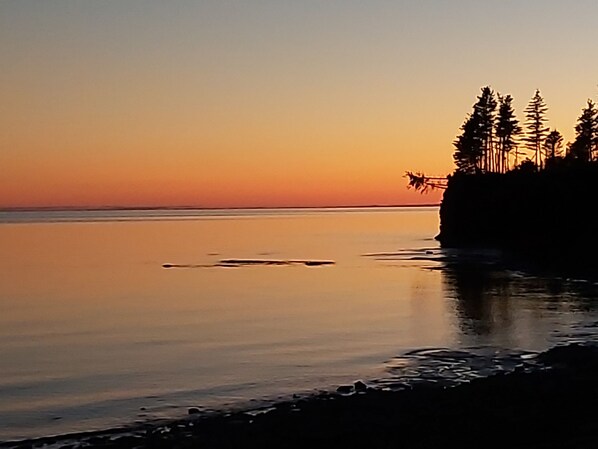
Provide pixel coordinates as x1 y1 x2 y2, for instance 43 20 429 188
2 1 598 208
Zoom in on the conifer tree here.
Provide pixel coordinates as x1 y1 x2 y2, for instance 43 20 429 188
474 87 497 172
453 87 497 174
543 129 563 161
568 99 598 162
495 94 521 172
523 90 549 168
453 113 483 174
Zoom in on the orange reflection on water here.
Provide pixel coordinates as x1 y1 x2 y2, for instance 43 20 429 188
0 208 451 440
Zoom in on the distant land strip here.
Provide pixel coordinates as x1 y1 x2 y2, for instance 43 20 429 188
0 204 440 213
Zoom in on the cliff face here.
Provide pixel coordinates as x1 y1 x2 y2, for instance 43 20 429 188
437 167 598 253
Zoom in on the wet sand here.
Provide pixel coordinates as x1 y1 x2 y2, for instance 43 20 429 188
3 343 598 449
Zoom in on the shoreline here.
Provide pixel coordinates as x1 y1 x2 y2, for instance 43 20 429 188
3 343 598 449
0 204 440 214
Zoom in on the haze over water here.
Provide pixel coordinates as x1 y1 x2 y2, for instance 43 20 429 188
2 207 598 441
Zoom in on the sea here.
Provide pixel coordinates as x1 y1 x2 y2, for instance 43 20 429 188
2 206 598 442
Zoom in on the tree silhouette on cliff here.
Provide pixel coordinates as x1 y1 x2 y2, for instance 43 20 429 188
523 90 549 168
453 87 496 174
543 129 563 162
408 85 598 193
476 87 497 172
568 99 598 162
495 94 521 172
453 112 483 174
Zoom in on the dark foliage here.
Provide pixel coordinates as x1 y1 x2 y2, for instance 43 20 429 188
522 89 549 168
495 94 521 172
405 171 448 193
453 86 497 173
543 129 563 161
567 99 598 162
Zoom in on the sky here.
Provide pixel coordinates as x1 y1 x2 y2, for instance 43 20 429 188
2 0 598 209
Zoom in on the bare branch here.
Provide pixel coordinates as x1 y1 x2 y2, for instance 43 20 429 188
405 171 448 193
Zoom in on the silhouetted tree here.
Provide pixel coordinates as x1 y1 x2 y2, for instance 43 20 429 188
453 87 497 174
515 159 537 173
475 87 497 172
495 94 521 172
523 90 549 168
568 99 598 162
453 113 483 174
543 129 563 162
444 86 598 180
405 171 448 193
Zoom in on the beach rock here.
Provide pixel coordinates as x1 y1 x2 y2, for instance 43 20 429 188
111 436 144 448
336 385 353 394
539 343 598 369
354 381 367 392
15 444 33 449
188 407 201 415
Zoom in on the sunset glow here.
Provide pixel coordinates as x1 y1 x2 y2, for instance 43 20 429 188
2 1 597 208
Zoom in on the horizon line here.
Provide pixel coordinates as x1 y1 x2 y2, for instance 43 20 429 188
0 203 440 213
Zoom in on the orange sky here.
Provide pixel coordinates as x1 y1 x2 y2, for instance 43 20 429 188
1 1 597 209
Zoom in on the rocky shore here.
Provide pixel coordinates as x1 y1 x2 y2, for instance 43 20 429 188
435 167 598 278
3 343 598 449
437 168 598 248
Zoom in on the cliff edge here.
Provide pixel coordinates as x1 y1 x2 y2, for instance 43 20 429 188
437 165 598 259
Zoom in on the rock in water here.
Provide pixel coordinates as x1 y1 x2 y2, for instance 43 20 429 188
336 385 353 394
354 380 368 392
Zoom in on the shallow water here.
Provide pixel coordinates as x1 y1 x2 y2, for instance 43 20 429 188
1 207 598 441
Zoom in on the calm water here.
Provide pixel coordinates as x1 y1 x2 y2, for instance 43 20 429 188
2 207 598 441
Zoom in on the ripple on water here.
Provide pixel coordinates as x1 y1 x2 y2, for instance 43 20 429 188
373 346 541 390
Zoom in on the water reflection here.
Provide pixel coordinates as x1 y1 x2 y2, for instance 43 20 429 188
438 251 598 345
0 207 449 441
376 250 598 392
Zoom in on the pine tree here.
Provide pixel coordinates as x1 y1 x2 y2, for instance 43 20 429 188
453 113 483 174
495 94 521 172
523 90 549 168
453 87 497 174
543 129 563 161
568 99 598 162
474 87 497 172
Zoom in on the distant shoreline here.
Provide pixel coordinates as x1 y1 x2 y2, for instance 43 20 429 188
0 204 440 213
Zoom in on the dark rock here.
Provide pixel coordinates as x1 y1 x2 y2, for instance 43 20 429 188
111 435 143 447
354 381 368 392
336 385 353 394
539 343 598 369
188 407 201 415
15 444 33 449
437 168 598 276
303 260 335 266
